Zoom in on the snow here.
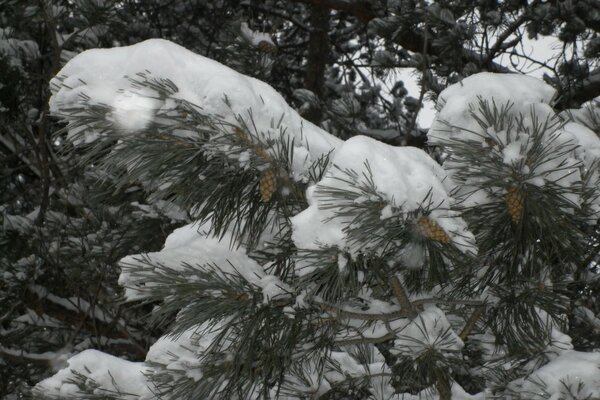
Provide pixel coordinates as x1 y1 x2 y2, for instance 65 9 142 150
429 72 556 144
324 350 391 388
429 72 600 214
501 136 527 165
391 305 464 355
397 242 426 269
34 349 152 399
291 135 476 257
50 39 341 181
239 22 275 48
110 90 160 132
371 379 484 400
145 321 225 382
563 122 600 162
29 284 112 324
509 350 600 399
119 221 286 304
153 199 188 221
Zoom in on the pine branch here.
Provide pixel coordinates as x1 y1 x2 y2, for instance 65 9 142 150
459 305 485 340
389 276 417 319
316 301 408 321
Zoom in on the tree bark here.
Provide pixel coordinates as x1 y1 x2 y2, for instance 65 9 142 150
304 4 330 124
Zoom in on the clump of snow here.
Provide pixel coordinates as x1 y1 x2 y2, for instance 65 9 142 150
391 305 464 355
145 321 224 382
562 122 600 163
397 242 426 269
257 274 291 304
50 39 341 181
2 213 33 233
291 135 476 256
536 307 573 359
509 350 600 399
33 349 152 399
153 199 188 221
239 22 275 49
109 90 160 132
119 221 286 304
324 350 390 385
429 72 556 144
370 376 484 400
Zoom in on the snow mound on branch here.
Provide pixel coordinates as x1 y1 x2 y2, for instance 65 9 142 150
429 72 600 213
34 349 152 399
145 321 226 382
49 39 341 180
430 73 600 165
239 22 275 48
393 305 464 355
429 72 556 143
119 222 288 303
291 135 476 255
509 350 600 398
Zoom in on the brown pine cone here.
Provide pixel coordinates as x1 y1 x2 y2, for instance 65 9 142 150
417 216 450 243
260 168 277 202
506 186 524 223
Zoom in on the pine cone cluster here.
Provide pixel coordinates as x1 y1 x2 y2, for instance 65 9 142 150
506 186 524 223
417 216 450 243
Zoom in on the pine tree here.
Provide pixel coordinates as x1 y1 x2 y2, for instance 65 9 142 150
31 39 600 400
4 0 600 398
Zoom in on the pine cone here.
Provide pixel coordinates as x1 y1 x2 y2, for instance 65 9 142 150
417 216 450 243
260 168 277 202
257 40 277 54
254 147 271 161
233 126 272 161
234 127 247 141
506 186 524 223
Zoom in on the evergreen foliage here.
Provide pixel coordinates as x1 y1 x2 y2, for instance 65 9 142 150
29 39 600 399
3 1 600 399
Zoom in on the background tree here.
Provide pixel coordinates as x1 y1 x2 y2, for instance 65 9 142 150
0 1 180 395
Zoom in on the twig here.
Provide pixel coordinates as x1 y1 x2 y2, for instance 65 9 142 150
486 11 531 62
0 347 52 367
335 332 396 346
434 368 452 400
317 301 408 321
459 305 486 340
412 298 485 307
390 276 417 319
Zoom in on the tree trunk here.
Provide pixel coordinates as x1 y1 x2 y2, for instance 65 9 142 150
304 5 330 124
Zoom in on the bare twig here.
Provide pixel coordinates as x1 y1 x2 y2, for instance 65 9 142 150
335 332 396 346
459 305 486 340
317 301 408 321
390 276 418 319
